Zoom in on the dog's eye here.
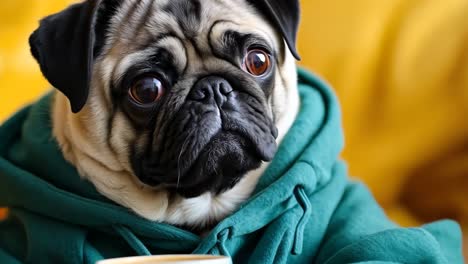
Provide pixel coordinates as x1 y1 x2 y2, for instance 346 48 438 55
129 76 164 105
243 49 271 76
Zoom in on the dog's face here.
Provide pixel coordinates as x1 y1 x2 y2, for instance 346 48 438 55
106 0 285 198
30 0 300 211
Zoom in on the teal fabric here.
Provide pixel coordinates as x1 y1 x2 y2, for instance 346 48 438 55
0 68 464 264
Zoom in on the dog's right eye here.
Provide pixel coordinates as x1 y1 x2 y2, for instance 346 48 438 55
129 76 165 105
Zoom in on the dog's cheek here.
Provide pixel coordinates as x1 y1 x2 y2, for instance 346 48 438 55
270 54 299 143
108 111 139 172
270 69 287 122
252 67 280 124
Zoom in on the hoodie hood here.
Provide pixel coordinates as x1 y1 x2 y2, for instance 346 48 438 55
0 68 463 264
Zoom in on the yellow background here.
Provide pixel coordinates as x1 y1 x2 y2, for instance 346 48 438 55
1 0 467 256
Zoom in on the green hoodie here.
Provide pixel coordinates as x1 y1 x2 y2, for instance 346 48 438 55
0 68 464 264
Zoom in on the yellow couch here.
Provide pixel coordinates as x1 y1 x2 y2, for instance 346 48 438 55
1 1 468 255
299 0 468 230
0 1 71 122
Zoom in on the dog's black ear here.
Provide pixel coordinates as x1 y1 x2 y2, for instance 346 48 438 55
248 0 301 60
29 0 101 113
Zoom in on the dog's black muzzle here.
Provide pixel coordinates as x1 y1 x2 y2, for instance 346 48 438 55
137 75 278 197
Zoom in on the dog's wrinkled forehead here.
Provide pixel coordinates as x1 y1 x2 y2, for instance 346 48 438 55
29 0 300 113
102 0 279 76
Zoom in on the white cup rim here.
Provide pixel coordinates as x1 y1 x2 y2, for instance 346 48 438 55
96 255 231 264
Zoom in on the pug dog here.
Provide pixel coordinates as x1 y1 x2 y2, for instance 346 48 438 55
30 0 300 229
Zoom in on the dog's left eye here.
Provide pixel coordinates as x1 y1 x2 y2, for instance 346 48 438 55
129 76 164 105
243 49 272 77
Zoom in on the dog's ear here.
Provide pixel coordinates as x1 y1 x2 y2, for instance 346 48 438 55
248 0 301 60
29 0 101 113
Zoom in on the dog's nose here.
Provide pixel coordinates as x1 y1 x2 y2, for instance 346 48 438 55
189 76 233 106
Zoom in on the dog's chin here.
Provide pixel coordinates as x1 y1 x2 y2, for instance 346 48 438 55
139 131 264 198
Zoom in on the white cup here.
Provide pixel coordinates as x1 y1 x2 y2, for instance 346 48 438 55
96 255 231 264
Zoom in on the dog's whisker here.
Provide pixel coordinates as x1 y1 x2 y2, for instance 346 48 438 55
177 129 195 189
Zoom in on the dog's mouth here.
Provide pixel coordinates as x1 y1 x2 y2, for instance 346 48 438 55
168 130 263 197
136 126 277 198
